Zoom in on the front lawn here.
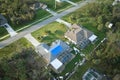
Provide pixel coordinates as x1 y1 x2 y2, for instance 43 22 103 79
32 22 67 44
0 27 8 38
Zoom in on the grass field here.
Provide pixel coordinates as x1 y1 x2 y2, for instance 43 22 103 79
71 0 82 2
60 53 82 76
11 10 50 31
32 22 67 44
0 38 33 59
0 27 8 38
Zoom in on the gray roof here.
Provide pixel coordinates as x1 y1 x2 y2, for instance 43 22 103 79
0 14 7 26
36 43 51 63
82 69 103 80
36 40 71 63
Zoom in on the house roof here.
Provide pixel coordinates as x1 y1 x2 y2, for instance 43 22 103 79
49 40 70 60
65 24 93 44
83 69 103 80
36 40 70 63
0 14 7 26
36 43 50 62
50 58 63 70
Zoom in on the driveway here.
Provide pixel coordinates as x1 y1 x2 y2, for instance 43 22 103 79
24 34 40 47
4 23 17 37
56 18 71 27
45 8 57 16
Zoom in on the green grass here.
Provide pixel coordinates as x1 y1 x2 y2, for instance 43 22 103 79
69 61 93 80
32 22 67 44
11 10 50 31
81 22 105 54
71 0 82 3
60 53 82 76
0 38 33 59
0 27 8 38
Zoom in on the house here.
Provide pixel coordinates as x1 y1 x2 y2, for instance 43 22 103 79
0 14 7 27
65 24 97 49
30 2 47 10
36 40 74 73
82 68 108 80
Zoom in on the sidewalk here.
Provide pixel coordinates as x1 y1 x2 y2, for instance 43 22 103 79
56 18 71 27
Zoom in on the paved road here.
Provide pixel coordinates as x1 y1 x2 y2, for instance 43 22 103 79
0 0 95 49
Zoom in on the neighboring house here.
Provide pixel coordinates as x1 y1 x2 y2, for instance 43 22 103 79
65 24 97 49
82 69 108 80
30 2 47 10
36 40 74 73
0 14 7 27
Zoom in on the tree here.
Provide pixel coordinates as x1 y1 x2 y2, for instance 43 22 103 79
0 48 50 80
97 16 103 24
97 24 103 31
